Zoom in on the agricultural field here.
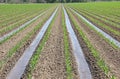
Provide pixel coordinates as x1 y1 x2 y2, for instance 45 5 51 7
0 2 120 79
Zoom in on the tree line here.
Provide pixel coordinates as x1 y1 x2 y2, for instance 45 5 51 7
0 0 119 3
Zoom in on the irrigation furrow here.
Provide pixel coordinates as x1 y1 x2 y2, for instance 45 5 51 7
6 7 58 79
0 9 49 42
69 8 120 48
63 6 92 79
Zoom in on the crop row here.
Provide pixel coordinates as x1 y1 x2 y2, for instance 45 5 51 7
66 2 120 41
0 4 55 20
0 4 119 79
67 2 120 24
0 4 55 36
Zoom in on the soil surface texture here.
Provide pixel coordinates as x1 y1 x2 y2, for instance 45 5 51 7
31 8 67 79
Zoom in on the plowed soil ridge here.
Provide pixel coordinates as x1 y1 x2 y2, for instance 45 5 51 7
32 7 66 79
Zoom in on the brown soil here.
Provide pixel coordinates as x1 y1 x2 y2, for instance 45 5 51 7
29 7 67 79
75 9 120 42
0 9 54 79
68 8 120 79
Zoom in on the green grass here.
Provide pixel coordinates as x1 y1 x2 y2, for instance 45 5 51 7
67 8 116 79
67 2 120 22
0 4 55 35
66 2 120 35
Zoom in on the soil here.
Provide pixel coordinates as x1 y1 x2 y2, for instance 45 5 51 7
0 9 53 79
30 7 67 79
69 8 120 79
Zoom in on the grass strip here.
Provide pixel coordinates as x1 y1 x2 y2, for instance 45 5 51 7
67 8 116 79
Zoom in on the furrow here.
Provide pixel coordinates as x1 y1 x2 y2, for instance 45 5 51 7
63 6 92 79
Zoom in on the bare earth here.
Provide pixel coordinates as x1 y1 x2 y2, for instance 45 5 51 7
32 7 67 79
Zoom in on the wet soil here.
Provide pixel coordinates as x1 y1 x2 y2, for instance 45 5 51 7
68 8 120 79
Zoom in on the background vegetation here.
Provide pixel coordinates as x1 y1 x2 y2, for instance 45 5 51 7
0 0 119 3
